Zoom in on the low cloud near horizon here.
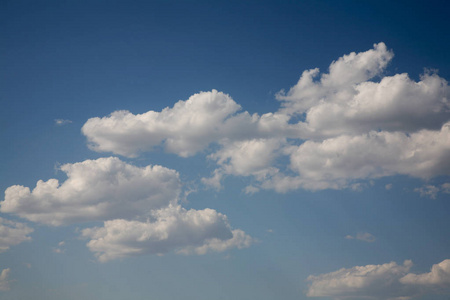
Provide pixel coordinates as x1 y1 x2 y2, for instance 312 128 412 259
307 259 450 299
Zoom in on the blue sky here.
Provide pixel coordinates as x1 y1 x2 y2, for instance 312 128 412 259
1 1 450 299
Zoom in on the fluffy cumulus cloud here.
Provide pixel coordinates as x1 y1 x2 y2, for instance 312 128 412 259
202 138 285 190
307 259 450 300
0 218 33 253
0 268 10 291
227 121 449 192
82 205 253 262
401 259 450 287
80 43 450 193
83 91 280 158
2 157 180 226
2 157 253 260
205 122 450 192
82 90 241 157
276 43 449 137
307 260 414 300
209 138 284 177
277 43 394 114
283 124 450 190
82 90 302 158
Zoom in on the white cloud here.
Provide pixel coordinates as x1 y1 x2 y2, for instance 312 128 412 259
82 90 243 157
82 205 253 262
180 229 253 255
442 183 450 193
0 217 33 253
277 42 394 114
345 232 376 243
82 90 299 157
307 259 450 299
277 43 449 138
2 157 180 226
54 119 72 126
414 182 450 199
414 185 440 199
0 268 10 291
244 185 260 195
401 259 450 287
202 138 284 189
307 260 414 300
82 90 303 158
209 138 284 177
53 241 66 254
201 169 223 191
301 73 449 138
265 45 450 191
284 123 450 191
255 123 450 192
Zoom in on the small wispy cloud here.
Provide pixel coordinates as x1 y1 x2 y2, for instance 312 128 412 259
244 185 259 195
345 232 376 243
54 119 72 126
0 268 10 291
414 183 450 199
53 241 66 254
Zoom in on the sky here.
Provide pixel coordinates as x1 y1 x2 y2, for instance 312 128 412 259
1 0 450 299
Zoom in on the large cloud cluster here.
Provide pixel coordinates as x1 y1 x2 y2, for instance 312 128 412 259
1 157 253 261
81 43 450 192
307 259 450 299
